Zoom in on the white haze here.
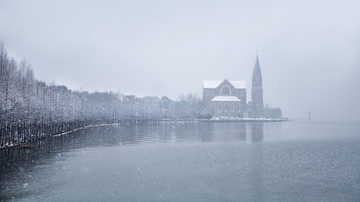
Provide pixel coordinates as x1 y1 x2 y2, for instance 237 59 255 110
0 0 359 121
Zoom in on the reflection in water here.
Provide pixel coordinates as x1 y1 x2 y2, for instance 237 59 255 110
249 124 265 201
196 122 247 142
248 123 265 201
0 122 259 200
1 121 360 201
251 122 264 142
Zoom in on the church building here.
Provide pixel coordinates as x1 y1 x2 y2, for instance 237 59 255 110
203 55 264 118
203 79 247 117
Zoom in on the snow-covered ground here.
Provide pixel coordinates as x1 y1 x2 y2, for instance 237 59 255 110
201 117 291 122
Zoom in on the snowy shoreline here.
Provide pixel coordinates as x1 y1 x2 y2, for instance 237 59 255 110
199 117 292 122
0 118 291 150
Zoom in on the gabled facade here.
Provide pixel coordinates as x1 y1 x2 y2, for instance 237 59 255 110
203 79 246 117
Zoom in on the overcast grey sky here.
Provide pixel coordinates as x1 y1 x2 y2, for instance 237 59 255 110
0 0 359 120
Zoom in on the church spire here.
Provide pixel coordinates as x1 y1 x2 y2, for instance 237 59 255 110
252 54 262 88
251 53 264 117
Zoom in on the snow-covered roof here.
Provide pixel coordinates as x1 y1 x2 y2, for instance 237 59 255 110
211 96 241 102
203 80 246 89
230 81 246 89
203 80 223 88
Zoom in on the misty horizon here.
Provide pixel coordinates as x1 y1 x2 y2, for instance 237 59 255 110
1 0 359 121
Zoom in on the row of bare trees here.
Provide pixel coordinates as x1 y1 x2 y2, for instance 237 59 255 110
0 44 204 148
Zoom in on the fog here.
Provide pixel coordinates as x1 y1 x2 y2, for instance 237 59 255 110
0 0 359 121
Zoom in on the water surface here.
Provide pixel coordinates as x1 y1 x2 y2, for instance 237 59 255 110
1 121 359 201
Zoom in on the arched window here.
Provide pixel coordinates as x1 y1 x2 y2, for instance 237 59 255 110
221 85 231 96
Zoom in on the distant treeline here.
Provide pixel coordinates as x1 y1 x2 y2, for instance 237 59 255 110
0 44 205 148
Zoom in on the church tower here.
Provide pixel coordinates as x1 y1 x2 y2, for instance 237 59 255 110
251 54 264 117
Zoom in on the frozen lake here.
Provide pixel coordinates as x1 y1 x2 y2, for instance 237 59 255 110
1 121 360 201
